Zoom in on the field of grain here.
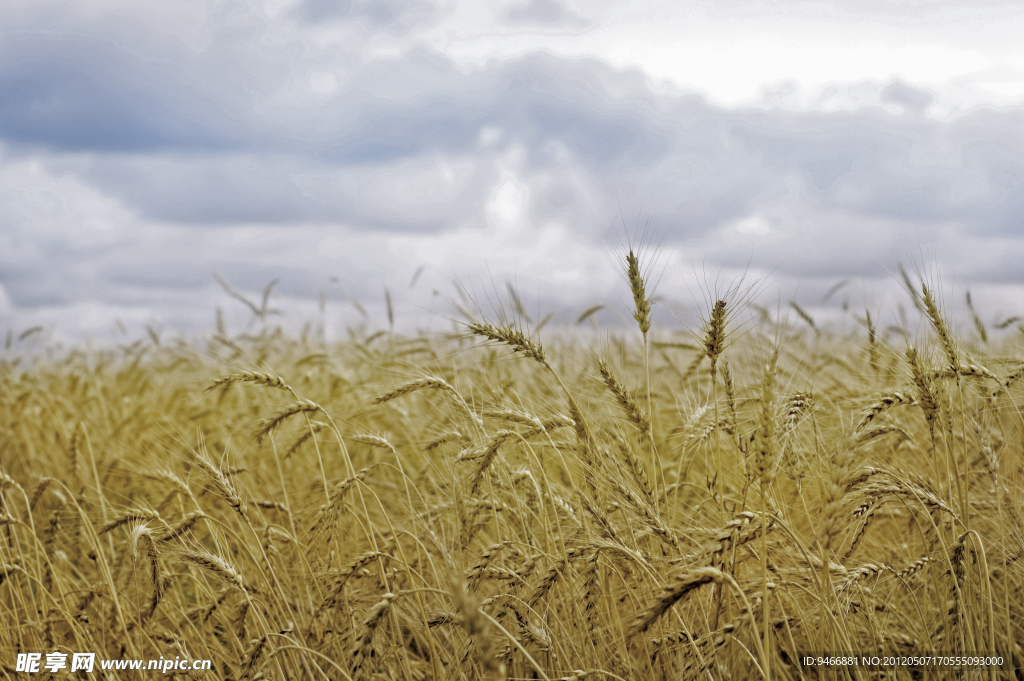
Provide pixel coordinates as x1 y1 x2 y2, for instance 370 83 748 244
1 262 1022 680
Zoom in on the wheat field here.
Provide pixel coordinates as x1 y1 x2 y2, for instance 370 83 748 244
1 262 1022 680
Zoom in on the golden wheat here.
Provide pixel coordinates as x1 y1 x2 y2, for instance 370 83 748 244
0 265 1020 681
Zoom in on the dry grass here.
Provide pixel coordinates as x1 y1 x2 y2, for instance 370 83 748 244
1 274 1023 680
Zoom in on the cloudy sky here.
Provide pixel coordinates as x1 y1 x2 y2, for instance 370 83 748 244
3 0 1024 342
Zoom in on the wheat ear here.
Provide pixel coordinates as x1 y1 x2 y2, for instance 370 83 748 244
596 358 650 432
626 249 652 336
352 593 396 681
374 376 482 427
856 391 916 431
467 321 549 369
629 567 725 637
193 438 248 520
255 399 321 444
179 547 248 592
920 283 959 373
206 370 298 399
703 300 727 381
314 550 392 619
237 635 267 681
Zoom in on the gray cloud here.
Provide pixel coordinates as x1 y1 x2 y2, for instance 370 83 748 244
504 0 590 27
0 26 253 153
2 1 1024 340
5 5 1023 237
295 0 438 30
26 47 1024 242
